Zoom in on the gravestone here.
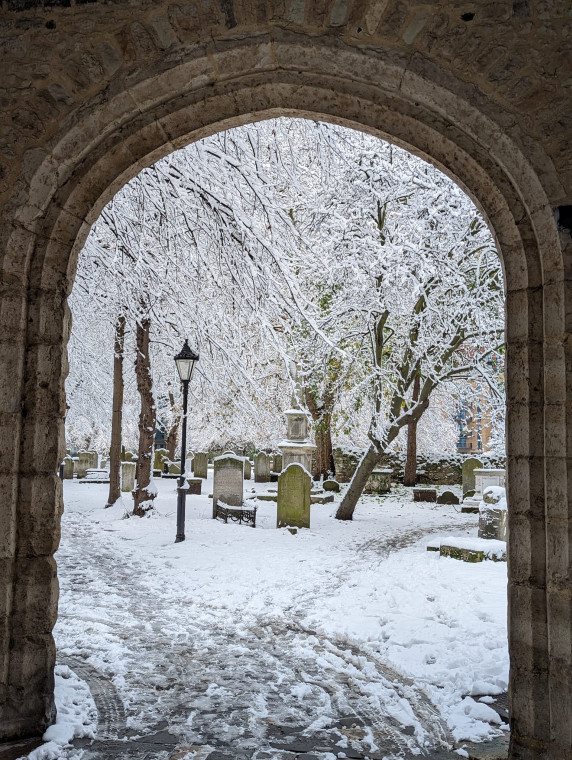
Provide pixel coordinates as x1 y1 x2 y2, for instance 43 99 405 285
479 487 508 541
437 490 460 505
212 455 244 518
193 452 208 479
77 452 95 479
462 457 483 495
254 452 270 483
365 468 392 494
277 463 311 529
273 453 283 473
154 449 169 473
167 462 181 475
121 462 136 493
100 458 108 470
413 488 437 502
323 479 340 492
243 459 252 480
62 456 74 479
187 478 202 496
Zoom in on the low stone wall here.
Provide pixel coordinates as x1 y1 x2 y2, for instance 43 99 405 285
332 448 505 485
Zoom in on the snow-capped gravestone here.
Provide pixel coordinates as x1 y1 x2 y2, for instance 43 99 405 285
254 452 270 483
273 453 283 473
278 409 316 473
154 449 169 473
63 456 74 479
277 463 311 529
77 451 98 478
478 486 508 541
212 455 244 518
243 459 252 480
121 461 136 493
463 468 506 513
193 452 208 479
462 457 483 495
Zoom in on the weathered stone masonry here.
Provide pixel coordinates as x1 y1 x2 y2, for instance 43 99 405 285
0 2 571 757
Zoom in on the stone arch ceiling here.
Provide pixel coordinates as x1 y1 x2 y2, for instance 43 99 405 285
0 0 570 216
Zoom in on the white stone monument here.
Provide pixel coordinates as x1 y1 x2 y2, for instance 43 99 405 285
462 468 506 513
278 408 316 474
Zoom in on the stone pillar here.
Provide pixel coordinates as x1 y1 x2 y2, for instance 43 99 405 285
277 463 311 529
121 462 136 493
62 456 74 479
193 452 208 479
462 456 483 494
212 455 243 518
254 452 270 483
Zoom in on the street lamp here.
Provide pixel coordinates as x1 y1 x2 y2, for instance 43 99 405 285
174 339 199 543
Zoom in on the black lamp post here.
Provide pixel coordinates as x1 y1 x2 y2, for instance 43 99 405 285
174 339 199 543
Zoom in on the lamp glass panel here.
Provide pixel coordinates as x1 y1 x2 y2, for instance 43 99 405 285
176 358 193 382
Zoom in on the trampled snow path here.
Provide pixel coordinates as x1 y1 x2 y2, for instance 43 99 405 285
33 479 509 759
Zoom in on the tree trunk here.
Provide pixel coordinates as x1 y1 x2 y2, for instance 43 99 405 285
166 389 179 460
335 444 379 520
304 388 335 480
106 315 125 507
403 373 421 487
133 317 156 516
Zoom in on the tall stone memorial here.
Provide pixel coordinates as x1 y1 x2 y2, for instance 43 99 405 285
193 452 208 479
462 456 483 495
278 409 316 473
277 463 311 530
212 455 244 518
254 452 270 483
121 462 136 493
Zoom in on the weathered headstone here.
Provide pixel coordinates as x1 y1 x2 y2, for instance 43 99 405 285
323 479 340 492
462 457 483 495
277 463 311 529
254 452 270 483
437 490 460 505
479 487 508 541
154 448 169 473
63 456 74 479
273 453 283 473
121 462 136 493
193 452 208 479
212 455 244 518
77 451 94 479
365 468 392 494
187 478 202 495
413 488 437 502
243 459 252 480
167 462 181 475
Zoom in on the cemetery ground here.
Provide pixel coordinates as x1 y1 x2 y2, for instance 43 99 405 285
19 477 509 760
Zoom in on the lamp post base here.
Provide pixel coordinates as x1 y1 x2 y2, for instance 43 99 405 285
175 485 187 543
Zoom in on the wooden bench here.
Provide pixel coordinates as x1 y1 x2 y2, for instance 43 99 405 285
215 501 257 527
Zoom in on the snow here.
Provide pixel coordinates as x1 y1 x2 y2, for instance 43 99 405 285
29 478 508 758
27 665 97 760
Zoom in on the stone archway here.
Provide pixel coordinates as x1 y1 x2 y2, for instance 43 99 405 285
1 6 570 759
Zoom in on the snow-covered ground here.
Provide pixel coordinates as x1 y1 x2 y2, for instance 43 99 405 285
27 474 508 759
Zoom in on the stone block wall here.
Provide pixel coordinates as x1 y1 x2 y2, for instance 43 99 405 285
333 447 506 486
